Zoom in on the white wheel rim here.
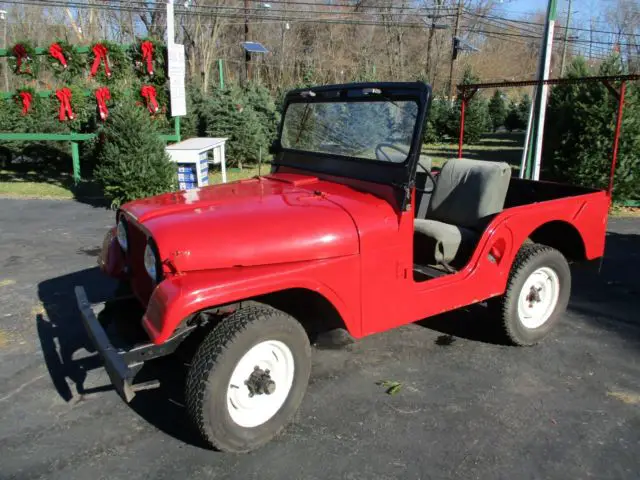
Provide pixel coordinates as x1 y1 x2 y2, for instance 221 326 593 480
517 266 560 329
226 340 295 428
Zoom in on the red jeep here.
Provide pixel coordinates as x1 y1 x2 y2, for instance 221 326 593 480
76 82 609 453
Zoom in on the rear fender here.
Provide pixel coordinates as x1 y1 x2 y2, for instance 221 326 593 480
142 256 360 344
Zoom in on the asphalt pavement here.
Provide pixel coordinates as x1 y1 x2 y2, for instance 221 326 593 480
1 197 639 480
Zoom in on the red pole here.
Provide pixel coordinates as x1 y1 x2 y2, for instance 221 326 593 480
458 98 466 159
608 81 626 197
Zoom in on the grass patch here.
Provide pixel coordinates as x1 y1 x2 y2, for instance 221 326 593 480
208 164 269 184
610 205 640 217
0 167 77 199
422 132 525 171
0 179 74 198
0 167 103 200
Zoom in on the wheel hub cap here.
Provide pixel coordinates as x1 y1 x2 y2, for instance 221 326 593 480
226 340 295 428
245 366 276 397
517 266 560 329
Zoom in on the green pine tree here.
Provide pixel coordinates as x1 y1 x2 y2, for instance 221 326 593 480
94 103 176 208
504 100 521 132
543 55 640 201
242 83 281 145
423 97 452 143
444 66 490 144
517 94 532 128
488 90 507 132
203 87 268 167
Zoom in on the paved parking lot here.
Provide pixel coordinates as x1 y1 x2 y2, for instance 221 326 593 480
1 198 639 479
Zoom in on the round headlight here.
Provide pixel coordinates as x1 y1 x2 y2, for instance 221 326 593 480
116 218 128 251
144 242 160 283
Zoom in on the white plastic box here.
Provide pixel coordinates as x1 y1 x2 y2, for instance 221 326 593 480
165 137 227 189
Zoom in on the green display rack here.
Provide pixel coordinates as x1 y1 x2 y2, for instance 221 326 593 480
0 44 181 184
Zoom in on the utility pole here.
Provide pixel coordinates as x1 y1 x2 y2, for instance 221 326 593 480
560 0 572 77
1 10 8 92
520 0 557 181
589 18 593 60
280 22 289 85
244 0 250 83
447 0 463 101
166 0 175 45
425 0 443 83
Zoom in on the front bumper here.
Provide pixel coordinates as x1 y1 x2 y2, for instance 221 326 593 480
75 286 193 402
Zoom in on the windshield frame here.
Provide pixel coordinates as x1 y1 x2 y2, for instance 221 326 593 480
272 82 431 196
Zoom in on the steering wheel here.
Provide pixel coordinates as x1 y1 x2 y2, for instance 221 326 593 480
416 157 438 194
375 143 409 162
375 143 437 194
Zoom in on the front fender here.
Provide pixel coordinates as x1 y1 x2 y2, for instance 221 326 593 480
142 255 361 344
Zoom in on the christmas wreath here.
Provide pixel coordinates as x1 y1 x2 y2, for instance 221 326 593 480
95 86 113 121
50 84 91 128
48 40 85 81
130 37 166 85
9 41 38 77
14 87 37 116
88 40 129 82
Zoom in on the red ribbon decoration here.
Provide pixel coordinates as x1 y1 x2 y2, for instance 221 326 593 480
18 91 33 115
95 87 111 121
12 44 30 74
55 88 75 121
90 43 111 78
141 41 154 76
49 43 68 68
141 85 159 114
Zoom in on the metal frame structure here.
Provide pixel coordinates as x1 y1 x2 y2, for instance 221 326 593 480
456 74 640 196
0 44 181 183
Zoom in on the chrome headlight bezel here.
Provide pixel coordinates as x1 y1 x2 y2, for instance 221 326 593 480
116 217 129 252
144 240 162 284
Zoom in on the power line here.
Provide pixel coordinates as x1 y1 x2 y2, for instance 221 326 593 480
3 0 637 51
7 0 639 45
4 0 458 17
1 0 455 28
465 10 640 39
247 0 458 13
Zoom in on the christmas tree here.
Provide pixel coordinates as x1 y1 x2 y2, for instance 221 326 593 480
488 90 507 132
95 102 176 207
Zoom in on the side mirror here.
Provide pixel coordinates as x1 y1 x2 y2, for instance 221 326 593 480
269 140 281 155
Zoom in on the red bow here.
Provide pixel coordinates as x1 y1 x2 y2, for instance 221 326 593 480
141 41 154 76
49 43 68 68
18 91 33 115
95 87 111 121
141 85 159 114
12 44 30 74
90 43 111 78
55 88 75 121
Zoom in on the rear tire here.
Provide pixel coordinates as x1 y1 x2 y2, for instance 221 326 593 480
185 302 311 453
492 243 571 346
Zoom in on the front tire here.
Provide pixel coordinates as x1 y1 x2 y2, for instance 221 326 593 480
493 244 571 346
185 302 311 453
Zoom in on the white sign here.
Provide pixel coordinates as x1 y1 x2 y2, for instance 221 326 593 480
168 43 186 116
170 76 187 117
168 43 185 79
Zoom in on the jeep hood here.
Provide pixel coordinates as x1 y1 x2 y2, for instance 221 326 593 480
121 174 360 271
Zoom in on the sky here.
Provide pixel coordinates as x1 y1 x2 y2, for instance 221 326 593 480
497 0 608 22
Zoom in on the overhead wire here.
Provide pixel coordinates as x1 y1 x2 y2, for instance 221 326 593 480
1 0 457 28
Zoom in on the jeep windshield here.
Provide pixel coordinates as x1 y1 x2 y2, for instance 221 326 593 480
274 83 430 195
281 98 418 163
